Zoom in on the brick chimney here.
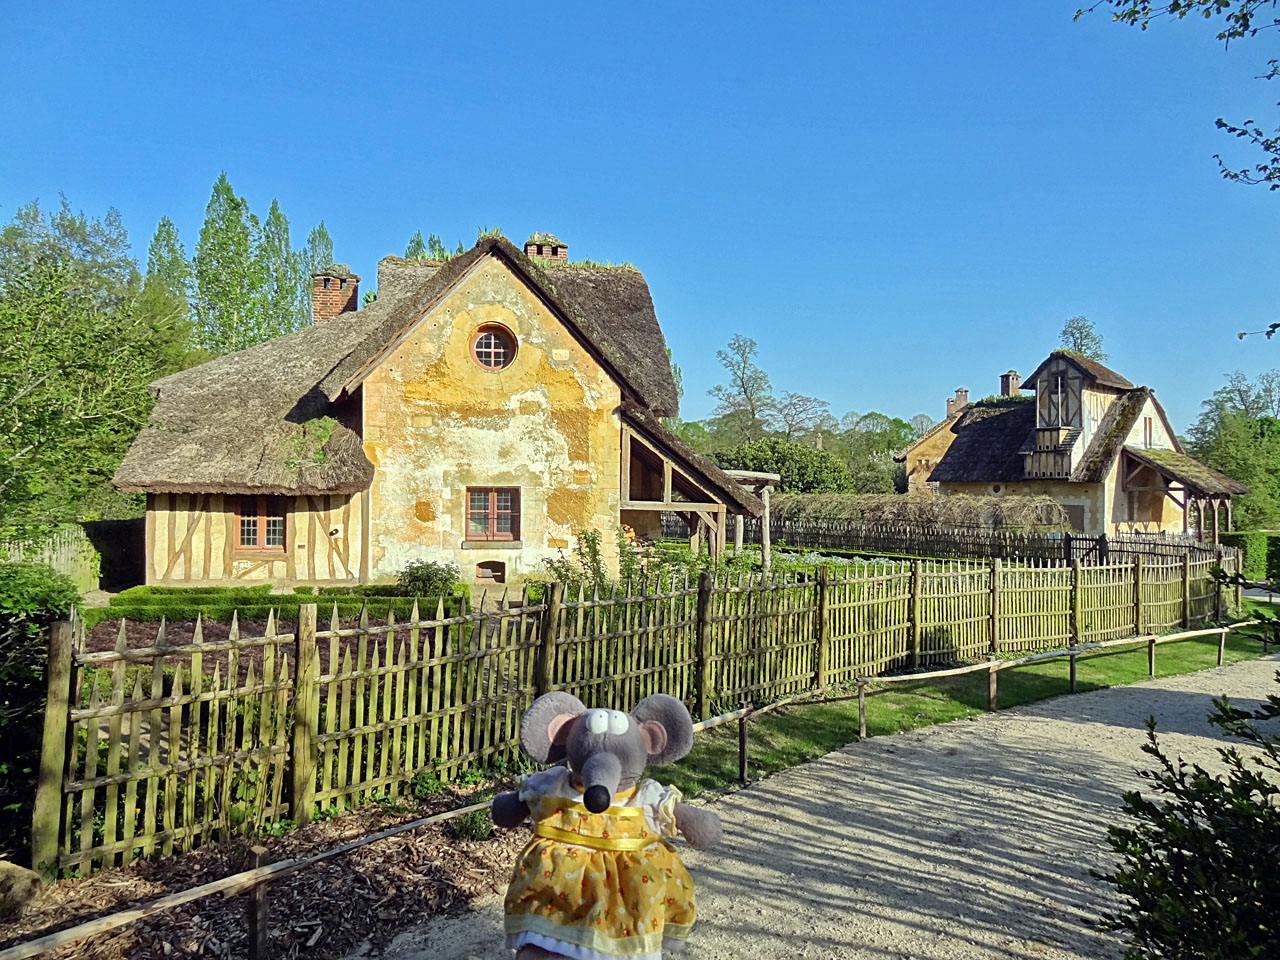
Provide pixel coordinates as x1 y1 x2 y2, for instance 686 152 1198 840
311 265 360 323
945 387 969 419
1000 370 1021 396
524 232 568 263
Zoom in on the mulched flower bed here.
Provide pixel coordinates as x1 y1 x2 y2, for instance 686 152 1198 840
2 789 526 960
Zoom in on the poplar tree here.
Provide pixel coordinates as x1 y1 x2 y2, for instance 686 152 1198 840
257 199 306 338
192 173 260 354
405 230 427 258
302 221 334 320
139 216 198 372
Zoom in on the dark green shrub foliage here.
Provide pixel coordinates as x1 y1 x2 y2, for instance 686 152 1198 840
1096 665 1280 958
397 560 460 598
0 562 81 860
1220 532 1269 581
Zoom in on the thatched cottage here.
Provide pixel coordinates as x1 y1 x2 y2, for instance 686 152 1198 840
910 351 1245 539
114 234 762 586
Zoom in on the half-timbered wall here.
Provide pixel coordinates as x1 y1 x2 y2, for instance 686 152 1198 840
145 491 366 584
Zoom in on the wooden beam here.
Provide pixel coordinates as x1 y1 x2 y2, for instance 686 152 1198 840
621 426 632 502
621 500 728 512
662 461 672 504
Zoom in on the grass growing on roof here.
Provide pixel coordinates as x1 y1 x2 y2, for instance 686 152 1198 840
664 631 1267 799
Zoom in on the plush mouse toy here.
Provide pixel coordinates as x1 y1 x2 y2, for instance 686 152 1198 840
491 692 722 960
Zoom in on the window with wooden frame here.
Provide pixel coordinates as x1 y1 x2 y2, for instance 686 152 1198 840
237 495 287 552
466 487 520 541
1143 416 1153 448
470 324 517 371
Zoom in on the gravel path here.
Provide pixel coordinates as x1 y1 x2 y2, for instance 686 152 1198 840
371 656 1280 960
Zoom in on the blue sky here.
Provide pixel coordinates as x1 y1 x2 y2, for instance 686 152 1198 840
5 1 1278 431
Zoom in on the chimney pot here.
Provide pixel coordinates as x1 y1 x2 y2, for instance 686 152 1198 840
525 232 568 263
1000 370 1022 396
311 264 360 323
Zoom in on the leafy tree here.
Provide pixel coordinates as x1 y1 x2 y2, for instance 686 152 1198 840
707 334 776 443
1096 655 1280 958
775 391 830 441
1078 1 1280 188
302 220 334 321
138 216 202 373
428 234 455 259
1060 315 1108 360
1186 371 1280 527
0 261 165 533
192 173 262 354
0 197 136 309
257 199 307 339
909 413 936 436
717 437 854 494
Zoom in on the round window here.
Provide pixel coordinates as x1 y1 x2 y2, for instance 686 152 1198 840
471 324 516 370
992 484 1003 494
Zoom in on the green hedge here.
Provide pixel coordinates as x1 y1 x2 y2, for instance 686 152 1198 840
85 585 470 628
1219 532 1280 582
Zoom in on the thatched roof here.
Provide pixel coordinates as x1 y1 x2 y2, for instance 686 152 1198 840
312 263 359 280
1071 387 1157 482
1124 447 1249 496
115 235 679 495
769 492 1068 530
1022 350 1134 391
620 401 765 517
927 398 1034 483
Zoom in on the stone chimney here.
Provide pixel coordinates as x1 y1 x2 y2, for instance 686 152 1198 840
945 387 969 419
1000 370 1021 396
524 232 568 263
312 265 360 323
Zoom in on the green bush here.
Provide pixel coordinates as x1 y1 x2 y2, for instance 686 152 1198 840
450 808 494 842
0 562 81 862
1096 658 1280 958
1219 531 1280 582
398 560 460 598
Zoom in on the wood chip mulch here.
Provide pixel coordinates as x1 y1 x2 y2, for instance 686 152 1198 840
1 789 527 960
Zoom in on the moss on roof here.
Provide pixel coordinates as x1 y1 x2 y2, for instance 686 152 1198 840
1124 447 1249 496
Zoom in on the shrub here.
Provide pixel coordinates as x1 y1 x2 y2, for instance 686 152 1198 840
450 808 494 842
397 560 460 598
0 562 81 862
1095 649 1280 958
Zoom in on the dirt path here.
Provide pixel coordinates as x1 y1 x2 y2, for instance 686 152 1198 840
371 656 1280 960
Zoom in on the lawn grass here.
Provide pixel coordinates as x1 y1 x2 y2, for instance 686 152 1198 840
665 629 1272 798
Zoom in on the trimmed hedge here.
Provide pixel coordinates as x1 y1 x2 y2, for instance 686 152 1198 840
1219 532 1280 582
85 585 470 628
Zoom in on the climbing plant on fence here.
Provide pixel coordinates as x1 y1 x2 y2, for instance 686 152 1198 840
31 554 1237 875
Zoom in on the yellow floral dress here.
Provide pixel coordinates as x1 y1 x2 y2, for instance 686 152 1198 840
504 767 697 959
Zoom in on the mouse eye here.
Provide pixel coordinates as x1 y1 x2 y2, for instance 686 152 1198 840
608 711 629 735
585 709 609 735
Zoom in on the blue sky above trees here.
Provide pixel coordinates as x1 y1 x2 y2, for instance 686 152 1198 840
3 1 1278 429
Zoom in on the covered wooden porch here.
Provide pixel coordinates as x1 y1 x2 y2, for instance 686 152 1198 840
1120 446 1248 544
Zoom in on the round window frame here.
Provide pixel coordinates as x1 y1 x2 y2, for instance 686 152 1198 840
469 323 518 372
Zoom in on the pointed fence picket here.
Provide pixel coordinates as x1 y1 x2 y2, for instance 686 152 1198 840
34 549 1238 875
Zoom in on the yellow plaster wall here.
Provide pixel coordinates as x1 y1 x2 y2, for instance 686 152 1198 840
900 420 958 493
936 481 1106 534
361 254 623 583
1104 396 1184 534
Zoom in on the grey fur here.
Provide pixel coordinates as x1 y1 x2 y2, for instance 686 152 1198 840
518 691 586 763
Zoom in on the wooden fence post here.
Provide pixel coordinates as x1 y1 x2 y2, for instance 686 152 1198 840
1069 650 1077 694
1181 554 1192 628
1217 627 1227 667
737 704 749 785
1071 559 1083 646
814 567 831 688
1214 547 1225 622
695 572 714 721
1133 555 1145 636
1147 636 1156 678
535 582 563 697
987 664 998 711
857 681 867 739
988 558 1002 655
909 560 923 669
291 604 318 828
246 845 269 960
32 621 73 872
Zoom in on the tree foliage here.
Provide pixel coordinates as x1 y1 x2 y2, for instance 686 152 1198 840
1078 0 1280 188
1185 370 1280 527
708 334 776 444
1096 653 1280 958
1060 315 1108 360
716 437 854 494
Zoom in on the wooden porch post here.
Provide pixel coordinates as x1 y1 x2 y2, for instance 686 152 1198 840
760 486 772 573
1211 498 1221 545
734 514 744 553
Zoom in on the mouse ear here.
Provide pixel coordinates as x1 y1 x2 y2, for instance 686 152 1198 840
632 694 693 765
520 692 587 763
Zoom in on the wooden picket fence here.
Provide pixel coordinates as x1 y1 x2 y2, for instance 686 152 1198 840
32 553 1236 875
